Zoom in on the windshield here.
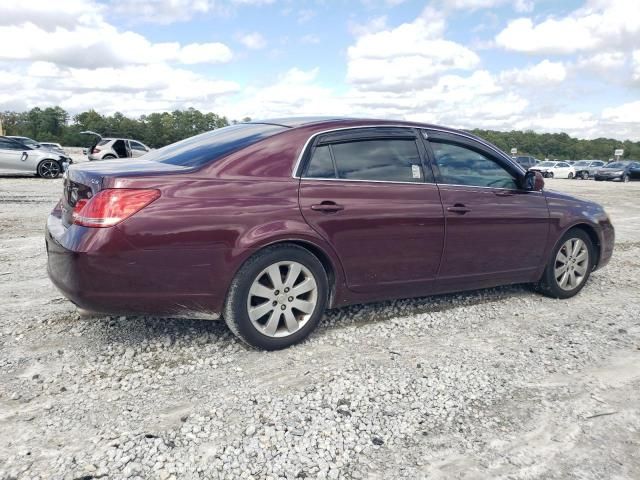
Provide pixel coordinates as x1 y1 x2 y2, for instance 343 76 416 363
538 161 555 167
148 123 287 167
604 162 625 168
573 160 590 166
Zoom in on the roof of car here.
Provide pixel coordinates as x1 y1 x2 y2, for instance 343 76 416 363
245 116 465 135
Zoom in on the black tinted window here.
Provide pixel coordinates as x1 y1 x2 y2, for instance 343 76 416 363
329 139 424 182
129 141 147 151
148 123 286 167
306 145 335 178
431 142 518 189
0 138 23 150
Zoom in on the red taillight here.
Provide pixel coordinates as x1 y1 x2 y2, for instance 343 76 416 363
91 147 100 154
72 189 160 228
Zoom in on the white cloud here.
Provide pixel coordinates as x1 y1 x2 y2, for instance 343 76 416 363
576 51 627 75
602 100 640 124
238 32 267 50
0 1 232 68
499 60 567 86
633 50 640 82
495 0 640 55
441 0 533 12
347 8 479 91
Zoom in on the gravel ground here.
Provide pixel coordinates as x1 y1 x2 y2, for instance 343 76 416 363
0 176 639 480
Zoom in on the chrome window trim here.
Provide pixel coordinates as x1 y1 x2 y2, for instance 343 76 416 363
301 176 543 193
291 124 527 179
291 124 420 179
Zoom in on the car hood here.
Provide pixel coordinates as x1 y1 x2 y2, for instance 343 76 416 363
544 189 605 215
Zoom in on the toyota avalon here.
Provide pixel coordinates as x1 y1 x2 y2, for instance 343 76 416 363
46 118 615 350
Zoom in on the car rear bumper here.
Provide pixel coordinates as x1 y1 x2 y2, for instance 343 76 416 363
45 214 225 317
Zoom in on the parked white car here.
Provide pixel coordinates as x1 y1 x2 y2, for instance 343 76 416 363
0 136 70 178
529 161 575 179
81 131 151 161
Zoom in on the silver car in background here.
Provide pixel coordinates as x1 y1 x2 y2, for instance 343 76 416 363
572 160 605 179
0 136 69 178
81 131 151 161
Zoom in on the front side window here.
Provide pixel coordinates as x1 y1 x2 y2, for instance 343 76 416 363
558 162 570 168
129 141 147 151
331 139 424 182
0 139 24 150
430 141 518 189
592 161 604 167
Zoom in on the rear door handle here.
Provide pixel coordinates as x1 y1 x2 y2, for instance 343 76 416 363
311 202 344 213
447 204 471 214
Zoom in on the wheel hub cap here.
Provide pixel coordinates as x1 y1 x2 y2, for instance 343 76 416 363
247 261 318 338
554 238 589 291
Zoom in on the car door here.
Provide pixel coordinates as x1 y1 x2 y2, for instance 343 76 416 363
557 162 571 177
423 130 549 285
129 140 149 158
298 127 445 295
0 138 29 172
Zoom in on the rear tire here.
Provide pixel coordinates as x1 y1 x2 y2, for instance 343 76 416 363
623 174 630 183
581 171 589 180
102 154 116 160
537 229 594 299
223 244 328 350
568 172 574 179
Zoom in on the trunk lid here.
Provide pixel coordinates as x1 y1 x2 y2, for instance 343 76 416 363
60 159 191 227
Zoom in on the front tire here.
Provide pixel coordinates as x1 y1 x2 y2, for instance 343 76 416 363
223 244 328 350
623 174 630 183
581 171 589 180
537 229 594 299
37 160 62 179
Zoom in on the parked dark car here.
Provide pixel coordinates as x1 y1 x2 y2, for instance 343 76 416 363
513 155 538 169
46 118 615 350
594 161 640 182
572 160 605 179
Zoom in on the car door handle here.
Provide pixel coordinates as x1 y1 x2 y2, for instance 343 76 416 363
311 202 344 213
447 204 471 214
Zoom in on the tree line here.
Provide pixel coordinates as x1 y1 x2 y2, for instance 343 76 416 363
1 107 637 160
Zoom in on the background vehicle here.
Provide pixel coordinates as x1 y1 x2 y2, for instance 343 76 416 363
530 161 575 178
0 136 69 178
594 161 640 182
572 160 605 179
81 131 151 161
39 142 67 155
629 162 640 180
46 118 614 350
513 156 538 169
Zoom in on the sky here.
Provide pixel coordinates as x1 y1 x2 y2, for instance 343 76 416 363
0 0 639 140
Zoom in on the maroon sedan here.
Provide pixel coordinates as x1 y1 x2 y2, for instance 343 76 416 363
46 118 614 349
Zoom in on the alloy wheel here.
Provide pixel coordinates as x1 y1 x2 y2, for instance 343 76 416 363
246 261 318 338
39 161 61 179
554 238 589 291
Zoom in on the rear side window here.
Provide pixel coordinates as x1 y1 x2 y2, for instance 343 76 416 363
97 139 110 146
306 145 335 178
146 123 286 167
305 139 424 182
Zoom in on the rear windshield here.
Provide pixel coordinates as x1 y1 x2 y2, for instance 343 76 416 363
147 123 287 167
605 162 625 168
538 161 555 167
573 160 590 166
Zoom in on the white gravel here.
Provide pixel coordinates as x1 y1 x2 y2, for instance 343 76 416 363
0 176 639 479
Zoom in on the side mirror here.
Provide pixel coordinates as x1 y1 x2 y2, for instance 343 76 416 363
523 170 544 191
